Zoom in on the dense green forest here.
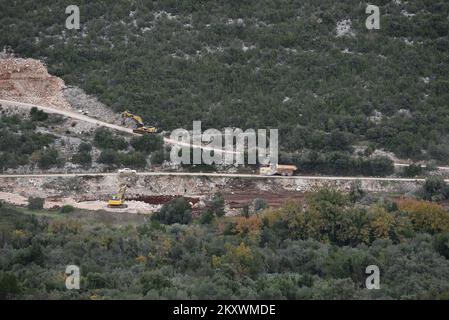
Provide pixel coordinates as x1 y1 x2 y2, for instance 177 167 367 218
1 187 449 299
1 1 449 162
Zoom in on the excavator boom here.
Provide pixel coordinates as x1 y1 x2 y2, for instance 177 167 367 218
122 111 144 127
121 110 158 134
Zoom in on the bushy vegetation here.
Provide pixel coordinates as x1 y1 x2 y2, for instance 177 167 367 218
130 135 164 154
401 163 424 177
153 197 192 225
27 197 44 210
72 143 92 168
94 128 163 169
1 188 449 299
35 148 64 169
94 128 128 151
30 107 48 122
421 176 449 201
0 115 56 171
60 205 75 213
98 149 147 169
281 152 394 176
2 1 449 162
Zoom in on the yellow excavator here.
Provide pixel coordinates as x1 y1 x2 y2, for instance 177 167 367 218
121 111 158 134
108 184 127 208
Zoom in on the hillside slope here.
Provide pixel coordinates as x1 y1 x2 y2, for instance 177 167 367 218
1 0 449 162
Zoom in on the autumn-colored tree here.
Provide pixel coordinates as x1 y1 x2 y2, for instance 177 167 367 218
398 199 449 234
217 243 256 277
234 215 262 237
368 206 395 241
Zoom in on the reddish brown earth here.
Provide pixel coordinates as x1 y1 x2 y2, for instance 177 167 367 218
223 191 305 209
129 195 200 205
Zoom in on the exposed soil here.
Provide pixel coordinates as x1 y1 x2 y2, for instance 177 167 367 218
223 190 305 208
129 195 200 205
0 191 28 206
0 58 70 109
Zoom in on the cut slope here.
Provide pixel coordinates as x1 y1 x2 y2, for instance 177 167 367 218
0 58 70 109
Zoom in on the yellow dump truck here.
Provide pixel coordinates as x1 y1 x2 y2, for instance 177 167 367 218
259 164 297 176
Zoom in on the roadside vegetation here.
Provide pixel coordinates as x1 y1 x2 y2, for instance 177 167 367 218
94 127 165 169
0 113 58 171
0 110 166 171
1 187 449 299
280 151 394 176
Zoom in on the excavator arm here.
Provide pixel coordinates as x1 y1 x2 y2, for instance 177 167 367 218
121 110 158 134
122 111 144 127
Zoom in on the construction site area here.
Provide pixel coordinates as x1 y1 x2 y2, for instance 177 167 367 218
0 57 429 215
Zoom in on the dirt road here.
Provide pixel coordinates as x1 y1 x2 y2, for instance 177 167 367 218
0 98 236 154
0 98 446 177
0 98 133 134
0 171 432 182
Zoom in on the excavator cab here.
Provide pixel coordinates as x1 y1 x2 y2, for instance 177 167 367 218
107 185 127 208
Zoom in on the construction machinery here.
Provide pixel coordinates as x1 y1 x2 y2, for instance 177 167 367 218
260 164 297 176
108 184 127 208
121 110 158 134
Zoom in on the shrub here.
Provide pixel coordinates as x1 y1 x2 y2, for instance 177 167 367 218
28 197 44 210
349 181 365 202
78 142 92 153
151 149 169 165
153 197 192 225
428 144 449 163
37 148 63 169
60 205 75 213
98 149 121 166
130 135 163 154
120 151 147 169
398 199 449 234
30 107 48 122
422 176 449 201
209 192 225 217
0 272 20 299
94 128 128 150
433 233 449 259
254 198 268 212
72 151 92 167
199 209 215 224
362 157 394 177
402 164 423 177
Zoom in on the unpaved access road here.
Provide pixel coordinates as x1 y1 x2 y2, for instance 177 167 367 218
0 98 134 134
0 171 433 182
1 98 447 175
0 98 236 154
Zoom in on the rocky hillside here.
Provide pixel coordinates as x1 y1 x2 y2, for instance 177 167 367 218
0 58 166 174
0 58 70 109
1 0 449 164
